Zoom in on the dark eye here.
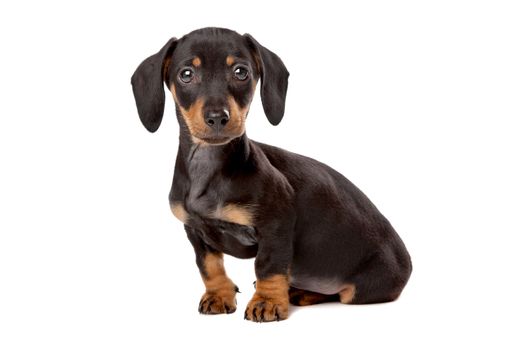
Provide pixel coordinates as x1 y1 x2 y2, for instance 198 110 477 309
179 68 194 83
233 65 249 81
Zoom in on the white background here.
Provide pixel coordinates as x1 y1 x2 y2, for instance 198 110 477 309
1 0 524 349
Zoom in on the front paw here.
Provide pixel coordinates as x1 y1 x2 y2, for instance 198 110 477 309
244 295 288 322
198 291 237 314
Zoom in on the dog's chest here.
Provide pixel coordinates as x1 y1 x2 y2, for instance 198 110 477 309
170 148 257 256
182 146 255 227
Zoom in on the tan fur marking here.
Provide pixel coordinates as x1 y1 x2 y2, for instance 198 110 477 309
191 135 209 145
169 83 175 95
192 56 201 67
199 253 237 314
289 288 336 306
170 84 209 137
252 53 262 76
213 203 254 226
163 56 172 81
339 284 357 304
182 97 207 135
202 253 229 287
170 202 188 223
226 55 235 66
245 275 289 322
225 95 249 136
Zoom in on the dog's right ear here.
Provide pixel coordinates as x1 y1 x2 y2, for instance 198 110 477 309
131 38 177 132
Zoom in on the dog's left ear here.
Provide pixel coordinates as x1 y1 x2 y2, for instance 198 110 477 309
244 34 289 126
131 38 178 132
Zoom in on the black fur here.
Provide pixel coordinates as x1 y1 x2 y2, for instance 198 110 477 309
244 34 289 125
131 27 412 311
131 37 177 132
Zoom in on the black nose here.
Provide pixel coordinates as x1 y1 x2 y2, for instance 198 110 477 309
204 110 230 131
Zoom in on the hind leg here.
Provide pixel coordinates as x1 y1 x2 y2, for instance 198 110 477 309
288 287 339 306
338 278 401 305
340 258 411 304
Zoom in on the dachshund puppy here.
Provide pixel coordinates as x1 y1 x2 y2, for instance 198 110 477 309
131 27 412 322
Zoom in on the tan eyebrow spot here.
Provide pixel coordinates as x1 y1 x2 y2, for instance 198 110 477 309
192 57 201 67
226 55 235 66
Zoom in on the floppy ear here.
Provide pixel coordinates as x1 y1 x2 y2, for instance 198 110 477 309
244 34 289 126
131 38 177 132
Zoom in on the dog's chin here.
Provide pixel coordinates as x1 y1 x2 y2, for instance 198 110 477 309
192 135 234 146
192 127 246 145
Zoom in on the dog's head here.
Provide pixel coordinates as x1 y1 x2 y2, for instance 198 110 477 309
131 28 289 145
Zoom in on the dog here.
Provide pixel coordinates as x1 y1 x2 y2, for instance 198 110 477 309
131 27 412 322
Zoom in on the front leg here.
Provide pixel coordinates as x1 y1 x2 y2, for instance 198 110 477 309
244 221 293 322
245 274 289 322
185 226 238 314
